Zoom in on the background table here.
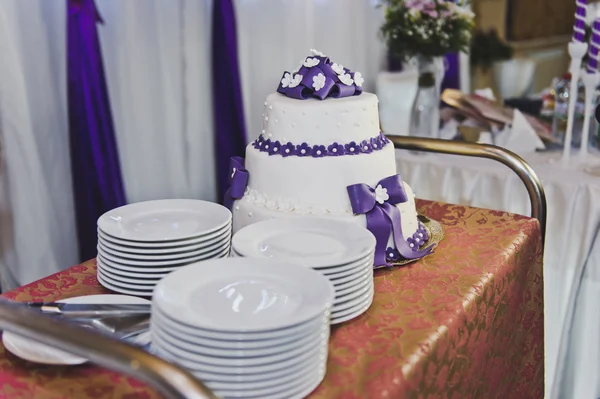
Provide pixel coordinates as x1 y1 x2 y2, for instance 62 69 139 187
396 149 600 398
0 200 543 399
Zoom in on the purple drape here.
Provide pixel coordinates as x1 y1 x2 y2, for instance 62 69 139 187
212 0 248 203
67 0 126 261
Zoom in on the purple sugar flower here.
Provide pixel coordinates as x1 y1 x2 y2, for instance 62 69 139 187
262 138 272 152
281 142 295 157
327 142 344 156
380 133 390 144
344 141 359 155
360 140 373 154
269 140 282 155
253 135 264 149
311 145 327 157
296 142 311 156
386 247 400 261
370 136 382 151
407 237 419 251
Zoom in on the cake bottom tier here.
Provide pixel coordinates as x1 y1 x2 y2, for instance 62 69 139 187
232 190 421 251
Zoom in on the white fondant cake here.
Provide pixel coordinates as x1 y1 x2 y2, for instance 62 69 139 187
230 50 430 264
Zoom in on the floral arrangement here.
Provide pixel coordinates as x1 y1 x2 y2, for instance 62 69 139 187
379 0 475 60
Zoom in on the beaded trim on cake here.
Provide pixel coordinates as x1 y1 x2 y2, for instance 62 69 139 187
252 132 389 157
240 187 353 215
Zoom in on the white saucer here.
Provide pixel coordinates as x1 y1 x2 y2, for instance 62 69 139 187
232 218 376 268
98 228 231 255
98 223 231 248
98 199 232 242
153 258 335 333
2 295 151 365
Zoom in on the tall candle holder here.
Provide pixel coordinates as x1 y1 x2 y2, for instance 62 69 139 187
562 41 588 165
578 72 599 160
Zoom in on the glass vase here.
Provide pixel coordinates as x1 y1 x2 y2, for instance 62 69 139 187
409 55 441 140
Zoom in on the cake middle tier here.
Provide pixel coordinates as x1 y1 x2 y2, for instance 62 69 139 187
262 92 380 144
244 143 398 214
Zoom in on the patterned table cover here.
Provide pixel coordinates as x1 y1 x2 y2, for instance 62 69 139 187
0 200 544 399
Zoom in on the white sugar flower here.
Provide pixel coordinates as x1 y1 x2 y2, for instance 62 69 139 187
312 73 326 91
338 72 354 86
310 48 325 57
281 73 292 88
353 72 364 87
375 184 389 204
303 57 320 68
289 74 303 88
331 63 345 74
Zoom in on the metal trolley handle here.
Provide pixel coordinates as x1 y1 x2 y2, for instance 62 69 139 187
390 136 547 246
0 300 219 399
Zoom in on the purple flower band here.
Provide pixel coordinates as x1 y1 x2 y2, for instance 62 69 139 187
253 132 390 158
386 221 430 262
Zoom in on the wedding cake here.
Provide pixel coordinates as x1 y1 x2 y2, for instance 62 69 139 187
227 50 432 266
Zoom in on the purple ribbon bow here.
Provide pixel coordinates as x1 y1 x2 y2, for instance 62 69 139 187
347 175 433 266
276 55 363 101
224 156 249 210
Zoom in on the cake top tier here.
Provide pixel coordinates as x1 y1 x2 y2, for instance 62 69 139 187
277 49 364 101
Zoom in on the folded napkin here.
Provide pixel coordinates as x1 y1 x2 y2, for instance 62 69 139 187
496 109 545 155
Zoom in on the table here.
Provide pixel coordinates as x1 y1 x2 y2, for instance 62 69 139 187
396 149 600 397
0 200 543 399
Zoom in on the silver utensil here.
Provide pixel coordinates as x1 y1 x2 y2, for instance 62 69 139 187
25 303 151 317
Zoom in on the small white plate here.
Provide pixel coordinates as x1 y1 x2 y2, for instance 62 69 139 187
98 199 232 242
98 269 158 289
2 295 150 365
332 291 375 319
153 258 334 333
333 268 373 290
97 273 155 297
153 320 327 358
99 228 231 255
152 305 329 342
98 239 229 261
334 273 372 298
153 326 328 367
331 297 373 324
98 243 230 266
333 286 375 313
97 260 170 279
232 218 376 268
324 256 374 279
99 267 161 286
154 336 327 375
334 278 373 302
98 223 231 248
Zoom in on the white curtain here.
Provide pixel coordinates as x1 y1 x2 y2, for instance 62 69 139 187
235 0 387 140
0 0 215 290
0 1 77 289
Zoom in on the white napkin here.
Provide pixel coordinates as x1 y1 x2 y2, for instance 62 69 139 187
474 88 497 102
496 109 545 155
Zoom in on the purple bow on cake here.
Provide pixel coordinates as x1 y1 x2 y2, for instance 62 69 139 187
347 175 433 266
277 53 363 101
224 156 249 210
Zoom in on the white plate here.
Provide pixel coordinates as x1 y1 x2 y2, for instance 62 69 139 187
331 293 374 325
232 218 376 268
153 326 328 367
97 246 230 273
332 267 373 290
99 267 161 286
2 295 150 365
154 337 327 375
334 278 373 302
97 273 154 297
98 223 231 248
334 273 373 298
98 243 230 266
153 320 327 358
98 199 232 242
333 285 375 313
152 305 329 343
98 238 229 261
97 260 170 279
98 228 231 255
153 257 334 333
98 269 158 289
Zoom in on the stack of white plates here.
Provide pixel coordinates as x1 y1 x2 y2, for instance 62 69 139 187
151 257 334 399
96 199 232 296
232 218 376 324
